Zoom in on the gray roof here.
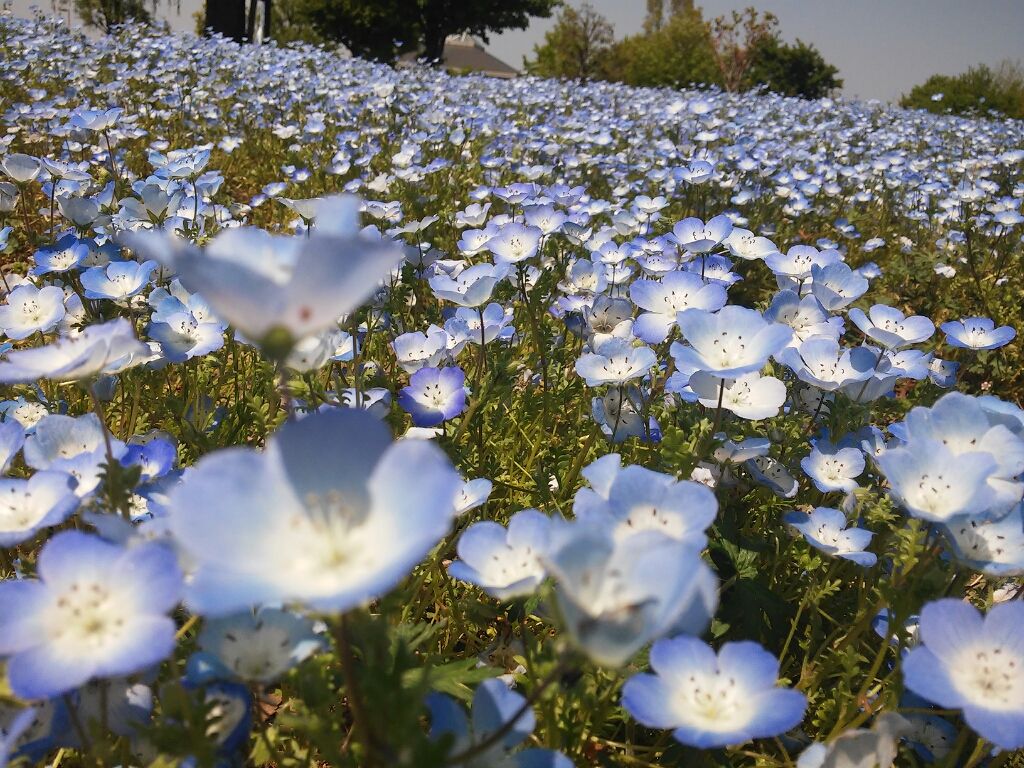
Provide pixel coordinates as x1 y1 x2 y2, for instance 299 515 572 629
400 36 519 78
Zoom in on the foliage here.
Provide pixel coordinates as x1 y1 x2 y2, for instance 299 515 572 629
744 35 842 99
74 0 153 29
524 2 614 80
0 14 1023 768
273 0 557 62
707 7 778 93
901 61 1024 120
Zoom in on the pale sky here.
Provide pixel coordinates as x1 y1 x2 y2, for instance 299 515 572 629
7 0 1024 102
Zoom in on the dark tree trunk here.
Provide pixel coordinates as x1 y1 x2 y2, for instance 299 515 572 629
245 0 258 41
204 0 247 42
262 0 272 39
421 29 447 63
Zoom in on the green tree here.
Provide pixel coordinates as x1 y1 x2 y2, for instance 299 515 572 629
745 36 842 99
277 0 557 64
707 7 778 93
603 7 720 89
74 0 153 30
901 62 1024 119
525 2 614 80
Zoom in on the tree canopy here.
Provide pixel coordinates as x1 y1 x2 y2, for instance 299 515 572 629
901 62 1024 120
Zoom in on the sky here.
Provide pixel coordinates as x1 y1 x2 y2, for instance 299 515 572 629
7 0 1024 102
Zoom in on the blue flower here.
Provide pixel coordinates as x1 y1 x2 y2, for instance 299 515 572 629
0 531 182 699
629 270 727 345
575 338 657 387
800 441 865 493
197 608 323 684
777 337 876 391
784 507 876 567
448 509 553 600
940 317 1016 350
903 598 1024 750
0 471 78 547
849 305 934 349
428 678 573 767
941 502 1024 576
0 419 24 474
672 306 792 379
0 318 151 384
80 260 157 301
622 636 806 748
168 409 461 615
0 284 66 340
30 234 90 276
543 523 717 666
399 366 468 426
671 215 733 253
810 261 868 311
573 457 717 549
121 438 177 482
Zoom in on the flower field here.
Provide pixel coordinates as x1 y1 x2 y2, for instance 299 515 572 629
0 13 1023 767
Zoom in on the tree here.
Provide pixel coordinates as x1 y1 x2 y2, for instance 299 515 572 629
707 8 778 93
279 0 557 64
525 2 614 80
203 0 248 42
603 7 720 89
74 0 152 30
745 36 842 99
901 62 1024 120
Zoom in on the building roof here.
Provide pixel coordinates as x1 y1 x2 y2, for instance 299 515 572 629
441 35 518 78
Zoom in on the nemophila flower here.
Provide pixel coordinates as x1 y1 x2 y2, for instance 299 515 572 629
671 215 733 253
123 198 403 351
455 202 491 228
765 245 841 280
57 196 101 229
0 471 78 547
784 507 876 566
428 262 508 307
121 439 176 482
197 608 323 684
941 503 1024 576
849 305 934 349
448 509 553 600
80 260 157 302
723 228 778 261
582 295 633 346
486 223 543 264
558 258 607 296
0 420 24 474
575 338 657 387
0 531 182 699
0 283 65 340
777 337 876 391
399 366 468 426
801 441 865 493
622 637 806 748
0 398 48 431
903 598 1024 750
446 304 514 348
897 392 1024 513
764 290 843 344
427 678 572 768
543 523 717 666
688 371 787 420
0 153 41 184
148 311 225 362
796 712 909 768
810 262 868 311
454 478 493 515
524 203 567 235
672 306 792 378
168 409 461 615
940 317 1016 350
181 655 252 755
929 357 959 388
0 318 150 384
30 234 90 276
393 328 449 373
572 461 716 548
0 700 65 764
592 386 660 443
876 441 999 522
746 456 799 498
629 270 728 344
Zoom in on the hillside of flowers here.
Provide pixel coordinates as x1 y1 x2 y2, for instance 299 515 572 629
0 11 1023 767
